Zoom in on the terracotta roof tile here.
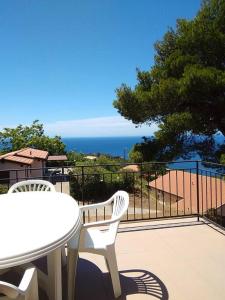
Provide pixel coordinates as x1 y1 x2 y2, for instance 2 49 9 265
48 155 67 161
149 170 225 214
122 164 140 172
4 155 34 165
0 147 48 164
17 148 48 159
0 150 20 160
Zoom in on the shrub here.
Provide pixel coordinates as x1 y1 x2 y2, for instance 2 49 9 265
69 162 134 202
0 184 8 194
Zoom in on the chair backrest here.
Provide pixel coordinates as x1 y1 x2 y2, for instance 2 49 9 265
108 191 129 242
8 180 55 193
0 267 39 300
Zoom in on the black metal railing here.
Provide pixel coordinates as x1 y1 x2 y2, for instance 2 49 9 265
0 161 224 227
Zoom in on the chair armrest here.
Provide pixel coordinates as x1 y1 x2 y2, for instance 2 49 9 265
80 190 126 213
80 200 113 213
82 215 121 229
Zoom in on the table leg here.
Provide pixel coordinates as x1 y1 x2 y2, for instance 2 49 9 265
47 248 62 300
67 248 79 300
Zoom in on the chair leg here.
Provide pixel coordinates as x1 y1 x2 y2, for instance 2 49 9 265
104 257 110 272
25 269 39 300
67 248 79 300
61 246 67 267
105 246 121 298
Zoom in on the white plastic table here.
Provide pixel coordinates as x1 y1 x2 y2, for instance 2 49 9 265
0 191 81 300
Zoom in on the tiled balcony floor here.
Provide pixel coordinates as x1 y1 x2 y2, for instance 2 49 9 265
1 218 225 300
76 217 225 300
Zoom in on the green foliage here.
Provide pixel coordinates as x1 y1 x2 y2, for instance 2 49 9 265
0 184 8 194
129 148 144 163
220 154 225 164
69 160 134 201
114 0 225 161
96 155 125 172
0 120 65 155
66 151 86 163
206 208 225 227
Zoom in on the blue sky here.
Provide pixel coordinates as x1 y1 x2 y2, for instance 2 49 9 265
0 0 201 137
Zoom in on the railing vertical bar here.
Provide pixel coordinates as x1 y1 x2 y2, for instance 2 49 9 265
169 170 172 217
215 174 218 224
210 172 213 218
140 164 143 219
196 161 200 221
205 170 208 213
155 170 158 219
176 170 178 216
81 166 84 206
162 169 165 217
148 171 150 219
103 173 105 221
201 170 204 217
190 169 192 215
133 172 136 220
220 176 222 226
125 171 129 221
183 169 185 216
16 170 18 183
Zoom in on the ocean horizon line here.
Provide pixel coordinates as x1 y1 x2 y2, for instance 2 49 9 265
61 136 149 139
61 136 145 158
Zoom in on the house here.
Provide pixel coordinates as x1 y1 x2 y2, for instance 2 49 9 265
121 164 140 172
0 148 67 185
84 155 97 161
149 170 225 216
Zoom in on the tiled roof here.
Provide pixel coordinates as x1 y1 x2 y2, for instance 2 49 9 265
0 150 19 160
48 155 67 161
149 170 225 214
4 155 34 165
84 156 97 160
122 164 140 172
0 147 48 165
17 148 48 160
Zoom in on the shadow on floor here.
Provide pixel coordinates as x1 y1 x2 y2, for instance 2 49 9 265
0 268 48 300
119 269 169 299
76 258 169 300
0 258 168 300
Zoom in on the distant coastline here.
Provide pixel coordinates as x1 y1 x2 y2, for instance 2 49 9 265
62 136 146 158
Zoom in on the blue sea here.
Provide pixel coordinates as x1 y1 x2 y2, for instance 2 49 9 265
62 136 143 158
62 136 225 174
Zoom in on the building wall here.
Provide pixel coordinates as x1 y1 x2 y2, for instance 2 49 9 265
30 160 45 179
0 159 46 186
149 187 180 204
0 161 29 185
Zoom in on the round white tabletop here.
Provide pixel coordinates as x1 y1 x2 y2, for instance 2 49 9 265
0 191 81 268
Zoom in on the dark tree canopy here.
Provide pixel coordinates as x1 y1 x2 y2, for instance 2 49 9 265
114 0 225 162
0 120 66 155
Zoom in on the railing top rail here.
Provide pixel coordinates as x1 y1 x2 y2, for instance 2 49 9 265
201 160 225 167
1 160 225 173
0 166 66 173
69 160 203 168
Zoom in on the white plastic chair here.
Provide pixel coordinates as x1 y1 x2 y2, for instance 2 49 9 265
67 190 129 300
8 180 55 193
7 179 67 269
0 267 39 300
